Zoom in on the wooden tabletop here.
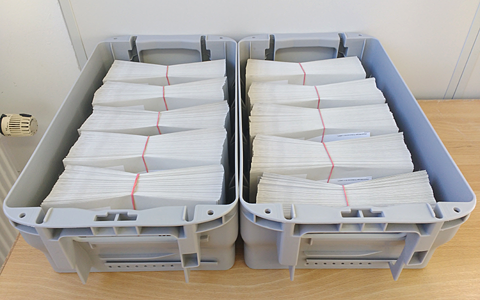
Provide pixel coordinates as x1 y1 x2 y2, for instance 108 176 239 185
1 100 479 299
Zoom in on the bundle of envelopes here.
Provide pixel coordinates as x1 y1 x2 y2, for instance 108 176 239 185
42 165 225 216
256 171 436 212
79 102 229 135
249 103 398 141
41 59 229 212
93 78 227 111
246 57 436 207
248 78 385 108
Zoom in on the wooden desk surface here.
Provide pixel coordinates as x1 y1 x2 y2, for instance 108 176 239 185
1 100 479 300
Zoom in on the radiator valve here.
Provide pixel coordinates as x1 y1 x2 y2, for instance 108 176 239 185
0 113 38 137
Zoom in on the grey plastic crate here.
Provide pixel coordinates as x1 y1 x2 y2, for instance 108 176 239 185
3 35 239 283
238 33 476 280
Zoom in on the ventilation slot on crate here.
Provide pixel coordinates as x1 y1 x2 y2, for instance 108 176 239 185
298 223 342 233
340 223 363 232
61 228 94 237
363 223 387 232
341 209 384 218
12 222 37 235
341 210 362 218
417 223 436 235
409 251 428 265
95 212 137 222
441 216 468 230
95 213 116 222
362 210 384 218
254 216 283 231
385 223 419 232
197 218 223 233
92 227 116 236
114 227 138 235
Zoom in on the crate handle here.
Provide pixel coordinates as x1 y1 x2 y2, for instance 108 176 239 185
271 33 341 61
134 35 204 63
177 224 201 283
277 226 421 281
388 233 421 280
273 33 340 52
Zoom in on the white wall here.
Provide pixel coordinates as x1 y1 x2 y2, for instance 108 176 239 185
0 0 80 170
67 0 480 101
462 53 480 98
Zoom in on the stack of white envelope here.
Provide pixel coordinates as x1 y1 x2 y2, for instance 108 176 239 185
256 171 436 208
41 165 225 214
93 78 227 111
41 59 231 212
64 128 227 173
103 59 226 85
79 102 229 135
245 57 366 102
249 133 414 199
248 78 385 109
244 56 436 208
249 103 398 141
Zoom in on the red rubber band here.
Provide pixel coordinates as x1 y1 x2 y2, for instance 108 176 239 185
315 86 326 142
314 86 321 109
162 86 169 111
299 63 306 85
322 142 334 183
131 174 140 210
142 136 150 173
342 185 349 206
166 65 171 85
156 112 162 135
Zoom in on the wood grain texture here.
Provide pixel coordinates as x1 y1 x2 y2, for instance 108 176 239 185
0 100 479 300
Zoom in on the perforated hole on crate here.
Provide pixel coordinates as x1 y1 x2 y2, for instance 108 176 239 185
138 226 180 236
106 262 181 269
305 260 380 267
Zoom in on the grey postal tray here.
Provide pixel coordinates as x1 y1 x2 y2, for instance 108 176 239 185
3 35 239 283
238 32 476 280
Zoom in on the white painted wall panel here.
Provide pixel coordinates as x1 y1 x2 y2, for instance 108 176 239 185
70 0 479 99
462 53 480 98
0 0 80 170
